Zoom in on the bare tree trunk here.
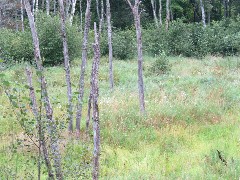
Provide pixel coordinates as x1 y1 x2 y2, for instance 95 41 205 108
166 0 170 30
98 0 104 34
92 22 101 180
150 0 158 27
96 0 100 20
159 0 162 27
36 0 38 12
200 0 206 27
69 0 77 25
25 67 54 180
59 0 74 133
76 0 91 137
42 0 45 10
208 10 210 24
46 0 50 15
127 0 146 114
21 0 25 31
79 0 83 31
65 0 71 17
54 0 56 15
24 1 63 179
106 0 113 89
32 0 35 14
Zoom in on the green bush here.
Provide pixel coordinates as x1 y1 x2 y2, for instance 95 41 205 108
148 54 171 75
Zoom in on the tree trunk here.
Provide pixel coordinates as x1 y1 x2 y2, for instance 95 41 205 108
25 67 54 180
46 0 50 15
96 0 100 20
99 0 104 34
76 0 91 137
54 0 56 15
199 0 206 27
150 0 158 27
32 0 35 14
69 0 77 25
127 0 146 114
166 0 170 30
36 0 38 12
159 0 162 27
24 1 63 179
21 0 25 31
79 0 83 31
208 10 210 24
92 22 101 180
106 0 113 89
59 0 74 133
223 0 227 18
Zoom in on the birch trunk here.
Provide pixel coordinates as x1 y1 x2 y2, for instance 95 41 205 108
69 0 77 25
199 0 206 27
99 0 104 34
92 22 101 180
76 0 91 137
96 0 100 20
127 0 146 114
24 1 63 179
79 0 83 31
65 0 71 16
166 0 170 30
59 0 74 133
36 0 38 12
106 0 113 89
21 0 25 31
159 0 162 27
25 67 54 180
32 0 35 14
54 0 56 14
150 0 158 27
46 0 50 15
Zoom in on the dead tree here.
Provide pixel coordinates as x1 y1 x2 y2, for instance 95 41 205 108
25 67 54 179
106 0 113 89
126 0 146 113
76 0 91 137
24 0 63 179
59 0 74 133
92 22 101 180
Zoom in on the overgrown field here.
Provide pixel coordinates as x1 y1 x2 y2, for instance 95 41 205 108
1 56 240 179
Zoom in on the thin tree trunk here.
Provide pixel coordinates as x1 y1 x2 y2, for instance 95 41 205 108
106 0 113 89
65 0 71 17
200 0 206 27
126 0 146 114
150 0 158 27
36 0 38 12
76 0 91 137
99 0 104 34
25 67 55 180
42 0 45 9
92 22 101 180
208 10 210 24
21 0 25 31
79 0 83 31
223 0 227 18
166 0 170 30
59 0 74 133
159 0 162 27
96 0 100 20
24 1 63 179
54 0 56 14
32 0 35 14
46 0 50 15
69 0 77 25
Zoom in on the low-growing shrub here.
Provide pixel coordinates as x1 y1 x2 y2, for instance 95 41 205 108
148 54 171 75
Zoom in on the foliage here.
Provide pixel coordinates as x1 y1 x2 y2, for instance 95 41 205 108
148 54 171 75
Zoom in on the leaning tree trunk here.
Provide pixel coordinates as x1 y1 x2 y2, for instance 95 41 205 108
46 0 50 15
21 0 25 31
92 22 101 180
150 0 158 27
24 1 63 179
59 0 74 133
199 0 206 27
106 0 113 89
159 0 162 27
25 67 54 179
76 0 91 137
69 0 77 25
166 0 170 30
127 0 146 114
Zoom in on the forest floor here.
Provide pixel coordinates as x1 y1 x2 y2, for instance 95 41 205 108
1 56 240 179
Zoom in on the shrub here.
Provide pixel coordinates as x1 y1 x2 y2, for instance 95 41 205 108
148 54 171 75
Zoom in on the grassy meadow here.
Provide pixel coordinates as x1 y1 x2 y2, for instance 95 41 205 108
1 56 240 179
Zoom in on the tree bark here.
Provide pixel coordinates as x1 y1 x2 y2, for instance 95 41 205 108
150 0 158 27
79 0 83 31
158 0 162 27
96 0 100 20
25 67 54 180
69 0 77 25
76 0 91 137
166 0 170 30
99 0 104 34
21 0 25 31
92 22 101 180
24 1 63 179
106 0 113 89
53 0 56 14
127 0 146 114
46 0 50 15
32 0 35 14
59 0 74 133
199 0 206 27
36 0 38 12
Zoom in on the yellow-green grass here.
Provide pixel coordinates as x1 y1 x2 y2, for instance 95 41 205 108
1 56 240 179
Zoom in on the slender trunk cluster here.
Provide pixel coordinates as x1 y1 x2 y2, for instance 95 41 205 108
126 0 146 114
58 0 73 133
92 22 101 180
76 0 91 137
24 0 63 179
